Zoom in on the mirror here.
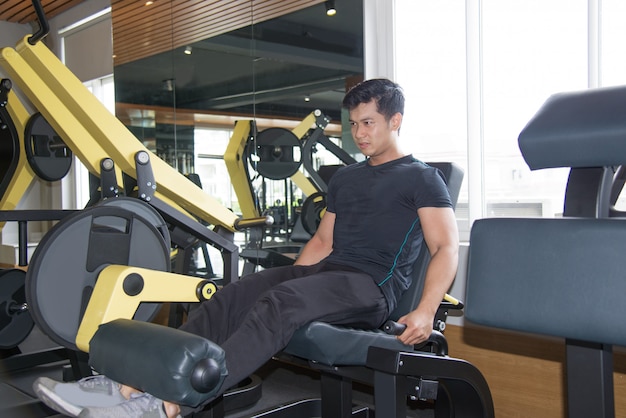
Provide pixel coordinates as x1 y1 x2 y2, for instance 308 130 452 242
112 0 362 159
111 0 363 224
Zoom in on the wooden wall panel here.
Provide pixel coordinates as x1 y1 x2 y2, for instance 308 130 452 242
111 0 326 66
445 324 626 417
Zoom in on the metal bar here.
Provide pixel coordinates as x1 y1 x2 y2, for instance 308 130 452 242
374 370 406 418
17 220 27 266
566 339 614 418
320 372 353 418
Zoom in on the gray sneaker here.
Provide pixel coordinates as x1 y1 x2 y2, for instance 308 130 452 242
78 392 174 417
33 375 126 417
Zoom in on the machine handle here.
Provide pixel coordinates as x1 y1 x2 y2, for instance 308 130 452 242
383 320 407 336
28 0 50 45
383 321 449 356
233 215 274 231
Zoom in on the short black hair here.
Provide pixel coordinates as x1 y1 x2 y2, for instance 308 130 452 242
342 78 405 121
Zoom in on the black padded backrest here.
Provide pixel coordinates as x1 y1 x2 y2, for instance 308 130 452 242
427 162 463 209
388 161 463 321
318 165 343 189
465 217 626 347
518 85 626 170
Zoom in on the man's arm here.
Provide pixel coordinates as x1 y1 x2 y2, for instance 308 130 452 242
396 206 459 345
294 211 336 266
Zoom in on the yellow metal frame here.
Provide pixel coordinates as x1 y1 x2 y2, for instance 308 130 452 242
224 120 257 219
0 38 238 231
224 112 320 219
75 265 217 352
289 111 320 198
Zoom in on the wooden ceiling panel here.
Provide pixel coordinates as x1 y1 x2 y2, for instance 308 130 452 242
1 0 330 68
111 0 326 66
0 0 87 24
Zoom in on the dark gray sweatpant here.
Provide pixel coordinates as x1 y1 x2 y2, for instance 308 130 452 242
178 260 388 413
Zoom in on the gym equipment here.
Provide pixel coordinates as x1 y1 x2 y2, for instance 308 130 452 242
300 191 326 236
277 162 492 418
0 26 239 233
226 109 343 221
90 319 227 407
0 78 21 202
226 110 354 271
0 78 38 215
251 127 303 180
0 269 33 350
24 204 171 351
224 112 322 232
466 85 626 418
0 209 78 356
24 112 72 182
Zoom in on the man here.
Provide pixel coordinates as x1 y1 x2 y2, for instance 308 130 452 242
33 78 459 418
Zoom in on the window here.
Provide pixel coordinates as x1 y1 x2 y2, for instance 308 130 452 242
395 0 468 229
481 0 586 218
395 0 626 238
600 0 626 87
194 127 234 210
74 75 115 208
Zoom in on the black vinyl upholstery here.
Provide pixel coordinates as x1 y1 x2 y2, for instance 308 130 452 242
519 85 626 170
89 319 227 407
465 217 626 347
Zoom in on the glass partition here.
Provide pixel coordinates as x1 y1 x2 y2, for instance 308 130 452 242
112 0 363 173
111 0 363 215
109 1 363 275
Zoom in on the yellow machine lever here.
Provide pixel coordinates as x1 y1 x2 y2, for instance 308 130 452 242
75 265 217 352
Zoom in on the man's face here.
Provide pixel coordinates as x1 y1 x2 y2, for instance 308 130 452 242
348 100 401 162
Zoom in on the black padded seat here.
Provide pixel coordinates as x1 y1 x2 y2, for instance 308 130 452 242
284 162 463 367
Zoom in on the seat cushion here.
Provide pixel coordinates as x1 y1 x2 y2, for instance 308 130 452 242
283 321 412 366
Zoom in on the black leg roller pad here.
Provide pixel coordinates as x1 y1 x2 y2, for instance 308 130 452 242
89 319 227 407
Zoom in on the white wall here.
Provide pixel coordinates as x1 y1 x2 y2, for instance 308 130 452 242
0 21 30 60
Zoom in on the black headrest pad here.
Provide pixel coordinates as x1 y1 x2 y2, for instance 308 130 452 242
519 85 626 170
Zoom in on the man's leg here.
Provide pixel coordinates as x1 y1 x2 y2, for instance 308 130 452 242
179 263 324 344
180 267 388 415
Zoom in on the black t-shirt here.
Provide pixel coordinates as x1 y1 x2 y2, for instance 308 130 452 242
324 155 452 312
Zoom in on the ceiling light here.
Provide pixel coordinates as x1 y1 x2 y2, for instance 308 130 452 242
145 1 154 6
304 95 311 102
184 46 192 55
325 1 336 16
